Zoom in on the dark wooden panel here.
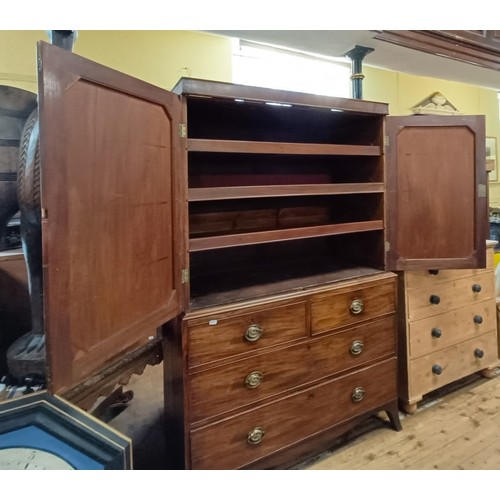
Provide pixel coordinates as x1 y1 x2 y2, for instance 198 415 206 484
374 30 500 71
386 115 487 270
37 42 185 394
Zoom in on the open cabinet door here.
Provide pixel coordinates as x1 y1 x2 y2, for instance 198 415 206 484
37 42 186 394
385 114 488 271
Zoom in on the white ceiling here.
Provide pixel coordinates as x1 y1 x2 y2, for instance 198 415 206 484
206 30 500 92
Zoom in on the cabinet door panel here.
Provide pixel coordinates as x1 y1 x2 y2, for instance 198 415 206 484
386 115 487 270
37 42 185 394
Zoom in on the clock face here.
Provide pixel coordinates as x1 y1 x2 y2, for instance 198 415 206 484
0 447 75 470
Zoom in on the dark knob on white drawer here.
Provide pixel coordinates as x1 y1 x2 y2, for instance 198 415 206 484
349 299 364 315
432 364 443 375
428 270 440 275
473 315 483 325
351 387 365 402
247 427 265 445
244 324 263 342
474 348 485 359
245 371 263 389
472 284 482 293
350 340 364 356
431 328 442 338
429 295 441 305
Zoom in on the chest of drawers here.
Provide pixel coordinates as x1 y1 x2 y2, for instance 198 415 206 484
398 241 499 414
167 272 400 469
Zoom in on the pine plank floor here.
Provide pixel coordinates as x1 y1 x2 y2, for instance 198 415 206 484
109 363 500 470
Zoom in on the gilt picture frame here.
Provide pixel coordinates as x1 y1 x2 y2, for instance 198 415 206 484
486 136 497 182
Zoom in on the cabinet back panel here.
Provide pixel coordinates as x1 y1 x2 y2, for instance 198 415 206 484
186 97 384 145
188 154 383 187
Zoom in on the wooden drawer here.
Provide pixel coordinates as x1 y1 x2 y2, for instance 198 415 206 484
190 316 396 422
406 273 495 321
408 298 496 358
186 301 307 367
189 357 397 470
404 249 493 290
310 280 396 335
409 331 498 398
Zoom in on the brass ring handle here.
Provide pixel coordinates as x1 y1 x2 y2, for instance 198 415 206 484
244 324 263 342
350 340 364 356
351 386 365 402
247 427 265 445
245 371 264 389
349 299 364 315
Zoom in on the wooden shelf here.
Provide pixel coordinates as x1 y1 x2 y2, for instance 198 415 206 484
189 220 384 252
188 183 384 201
187 139 381 156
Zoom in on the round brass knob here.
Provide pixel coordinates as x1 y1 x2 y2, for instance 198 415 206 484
474 348 485 359
247 427 265 445
431 328 442 338
350 340 364 356
351 386 365 402
349 299 364 315
472 284 482 293
473 315 483 325
244 324 263 342
429 295 441 305
245 371 263 389
432 364 443 375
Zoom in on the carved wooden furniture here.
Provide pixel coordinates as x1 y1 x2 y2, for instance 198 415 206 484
398 241 499 414
6 41 487 469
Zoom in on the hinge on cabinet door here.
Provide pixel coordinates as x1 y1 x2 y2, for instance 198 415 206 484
478 184 487 198
385 241 391 252
178 123 187 138
181 268 190 284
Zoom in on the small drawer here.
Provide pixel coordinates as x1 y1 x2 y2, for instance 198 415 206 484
406 273 495 321
190 316 396 422
408 331 498 399
310 280 396 335
190 357 397 470
404 249 494 290
187 301 307 367
408 299 496 358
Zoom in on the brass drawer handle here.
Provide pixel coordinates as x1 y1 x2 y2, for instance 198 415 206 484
350 340 364 356
351 387 365 402
247 427 265 445
244 324 263 342
245 371 263 389
349 299 364 315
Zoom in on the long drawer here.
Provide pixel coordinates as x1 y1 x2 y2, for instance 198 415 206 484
187 300 307 367
409 331 498 397
408 298 496 358
189 357 397 470
406 273 495 321
190 316 396 422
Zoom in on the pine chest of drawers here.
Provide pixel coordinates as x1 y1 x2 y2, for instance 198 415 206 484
171 272 401 470
398 241 499 414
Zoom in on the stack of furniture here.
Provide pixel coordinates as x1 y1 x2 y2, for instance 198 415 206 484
4 42 487 469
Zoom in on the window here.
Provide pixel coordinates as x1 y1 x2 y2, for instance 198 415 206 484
231 39 351 98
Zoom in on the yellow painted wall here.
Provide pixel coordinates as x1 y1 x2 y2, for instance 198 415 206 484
1 30 499 203
0 30 232 93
